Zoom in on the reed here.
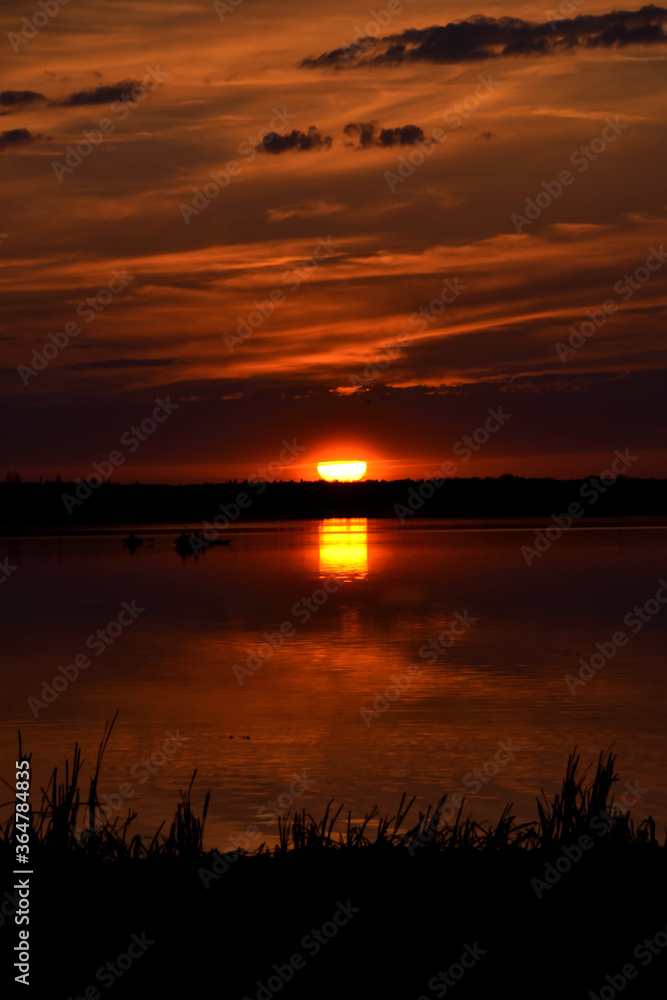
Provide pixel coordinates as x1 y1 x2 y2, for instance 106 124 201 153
1 726 662 862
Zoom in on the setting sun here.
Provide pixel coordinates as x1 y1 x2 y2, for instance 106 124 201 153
317 460 367 482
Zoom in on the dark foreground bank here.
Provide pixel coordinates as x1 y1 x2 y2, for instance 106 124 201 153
1 730 666 999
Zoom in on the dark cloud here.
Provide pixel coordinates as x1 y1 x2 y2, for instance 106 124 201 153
0 129 41 152
58 81 140 106
343 121 427 149
343 121 377 150
65 358 179 371
256 126 333 154
0 90 46 108
301 6 667 68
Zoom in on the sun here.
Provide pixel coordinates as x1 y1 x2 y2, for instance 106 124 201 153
317 460 367 482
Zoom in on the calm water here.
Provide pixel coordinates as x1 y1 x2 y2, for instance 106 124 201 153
2 518 667 850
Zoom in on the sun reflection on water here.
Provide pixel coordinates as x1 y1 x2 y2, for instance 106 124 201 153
319 518 368 580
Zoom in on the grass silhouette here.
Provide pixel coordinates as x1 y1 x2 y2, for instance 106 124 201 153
2 719 666 998
2 715 661 858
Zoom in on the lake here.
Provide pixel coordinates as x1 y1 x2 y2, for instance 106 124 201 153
2 518 666 851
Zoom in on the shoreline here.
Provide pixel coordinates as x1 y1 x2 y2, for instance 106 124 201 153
3 736 667 997
2 513 667 539
1 475 666 534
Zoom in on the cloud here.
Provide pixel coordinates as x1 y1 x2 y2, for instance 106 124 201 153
256 126 333 154
301 6 667 68
0 129 41 152
343 121 428 149
267 198 346 222
0 90 46 109
258 122 426 156
58 81 140 106
64 358 179 370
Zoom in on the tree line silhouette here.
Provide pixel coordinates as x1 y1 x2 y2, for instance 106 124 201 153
1 474 665 528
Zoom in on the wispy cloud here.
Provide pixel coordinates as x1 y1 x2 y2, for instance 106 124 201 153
57 81 140 106
267 199 346 221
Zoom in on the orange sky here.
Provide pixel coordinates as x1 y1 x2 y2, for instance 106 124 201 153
1 0 666 481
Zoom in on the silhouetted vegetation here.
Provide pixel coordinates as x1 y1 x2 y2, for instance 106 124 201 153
2 724 666 997
2 720 661 859
1 474 666 530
